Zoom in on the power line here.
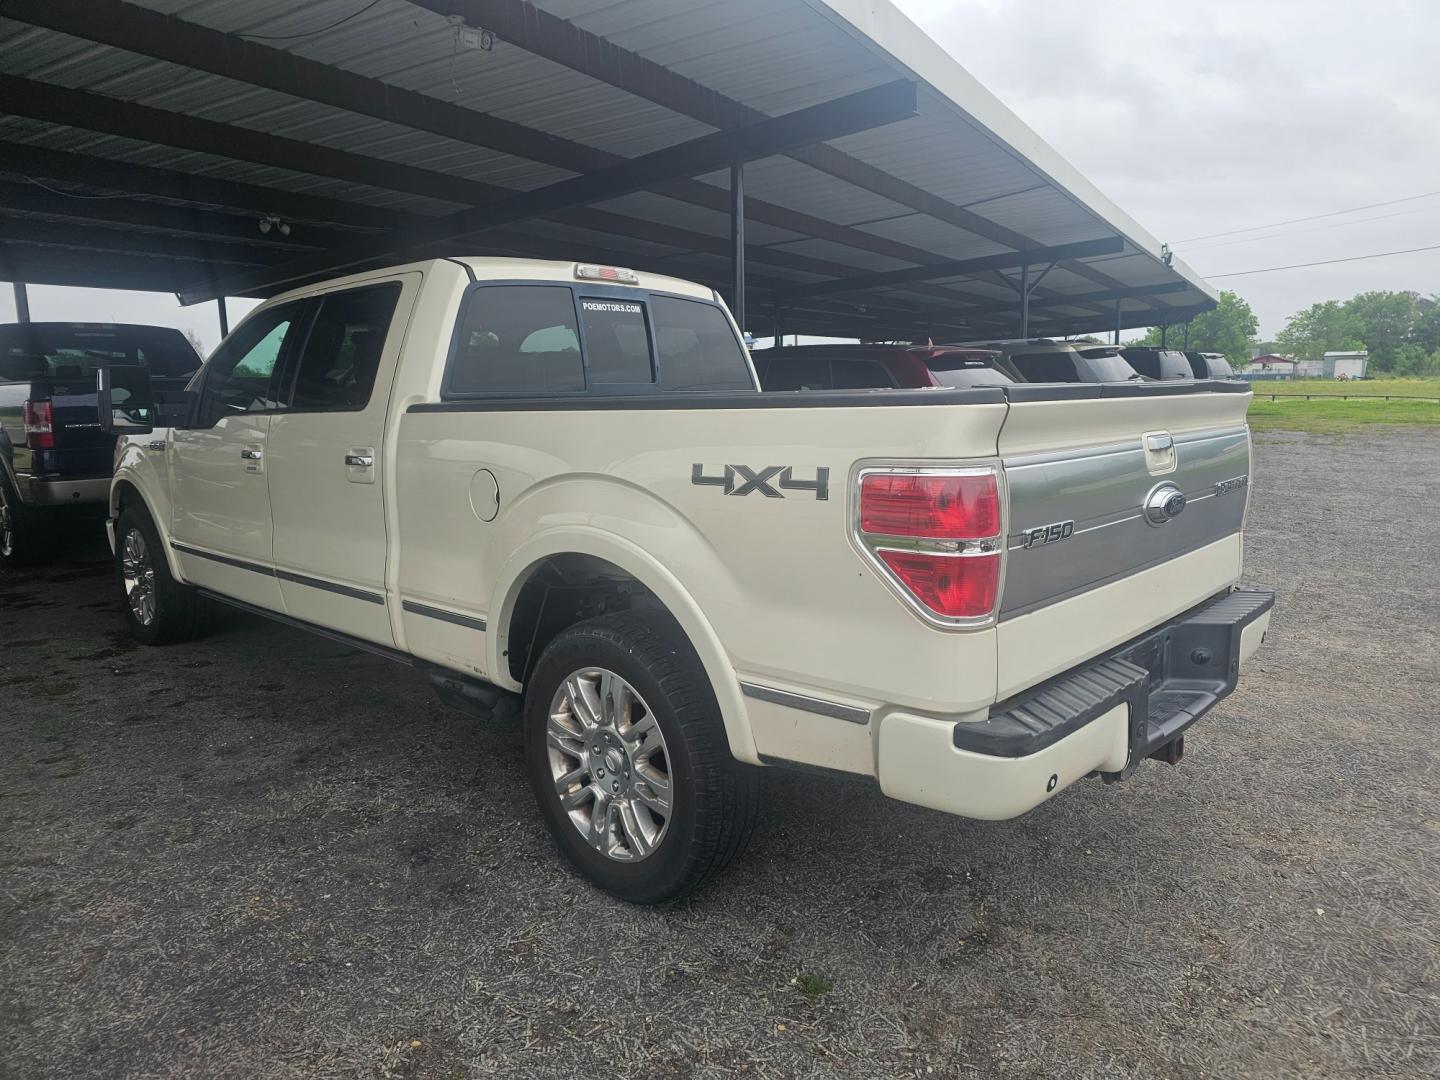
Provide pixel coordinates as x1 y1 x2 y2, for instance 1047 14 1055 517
1175 190 1440 244
1182 203 1440 254
1205 243 1440 279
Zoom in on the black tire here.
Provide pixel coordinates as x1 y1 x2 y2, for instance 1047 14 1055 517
0 469 53 567
523 610 758 904
114 501 211 645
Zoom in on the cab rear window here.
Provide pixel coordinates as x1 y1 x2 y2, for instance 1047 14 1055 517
443 284 753 397
0 325 201 381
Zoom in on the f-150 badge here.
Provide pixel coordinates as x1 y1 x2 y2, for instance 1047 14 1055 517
1021 519 1074 548
691 464 829 501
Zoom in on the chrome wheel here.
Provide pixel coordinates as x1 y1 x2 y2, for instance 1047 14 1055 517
546 668 672 862
0 481 13 559
121 527 156 626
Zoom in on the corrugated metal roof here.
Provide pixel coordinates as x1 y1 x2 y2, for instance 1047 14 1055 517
0 0 1217 337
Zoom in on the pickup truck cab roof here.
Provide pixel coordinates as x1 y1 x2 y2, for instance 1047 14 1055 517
752 343 1016 391
952 338 1143 384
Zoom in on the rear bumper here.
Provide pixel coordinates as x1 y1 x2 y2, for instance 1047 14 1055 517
18 475 111 506
877 586 1274 819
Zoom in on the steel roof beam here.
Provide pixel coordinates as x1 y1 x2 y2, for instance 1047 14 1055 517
0 181 342 249
775 237 1124 301
0 141 413 231
414 0 1041 251
0 247 225 294
0 78 967 306
409 2 1179 315
184 79 921 302
962 280 1193 318
0 138 964 301
1 223 281 266
3 0 974 276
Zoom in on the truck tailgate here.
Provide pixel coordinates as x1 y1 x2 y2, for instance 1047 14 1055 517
995 384 1253 696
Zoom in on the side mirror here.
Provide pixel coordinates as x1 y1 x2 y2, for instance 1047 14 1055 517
98 365 155 435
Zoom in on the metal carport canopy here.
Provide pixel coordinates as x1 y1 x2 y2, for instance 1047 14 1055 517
0 0 1218 341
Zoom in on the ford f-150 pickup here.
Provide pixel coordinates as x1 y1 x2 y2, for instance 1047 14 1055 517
102 257 1273 903
0 322 200 564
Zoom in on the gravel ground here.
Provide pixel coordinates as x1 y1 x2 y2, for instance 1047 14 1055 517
2 430 1437 1079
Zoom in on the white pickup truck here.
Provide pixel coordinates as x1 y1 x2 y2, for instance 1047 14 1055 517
103 257 1272 903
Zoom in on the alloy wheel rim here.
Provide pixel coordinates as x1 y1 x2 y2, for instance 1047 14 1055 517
121 527 157 626
546 667 672 862
0 483 13 558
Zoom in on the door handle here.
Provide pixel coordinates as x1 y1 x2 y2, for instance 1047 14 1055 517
344 453 374 468
240 448 262 460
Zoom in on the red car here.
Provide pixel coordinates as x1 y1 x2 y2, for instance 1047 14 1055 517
752 344 1015 391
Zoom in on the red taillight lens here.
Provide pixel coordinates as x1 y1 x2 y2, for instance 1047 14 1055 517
23 400 55 450
876 550 1000 619
860 472 999 538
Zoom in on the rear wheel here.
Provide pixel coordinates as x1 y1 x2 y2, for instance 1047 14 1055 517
523 611 758 904
0 471 51 567
115 502 211 645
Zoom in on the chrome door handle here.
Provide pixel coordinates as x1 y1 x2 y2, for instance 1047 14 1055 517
147 440 167 452
240 448 262 460
344 453 374 468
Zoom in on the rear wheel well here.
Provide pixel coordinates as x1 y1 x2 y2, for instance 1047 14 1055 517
505 554 668 684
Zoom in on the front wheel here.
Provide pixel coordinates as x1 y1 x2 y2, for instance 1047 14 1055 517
115 503 211 645
523 611 758 904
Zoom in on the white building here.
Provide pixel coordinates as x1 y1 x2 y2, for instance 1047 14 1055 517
1322 351 1368 379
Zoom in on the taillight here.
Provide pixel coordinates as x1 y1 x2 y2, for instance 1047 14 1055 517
23 400 54 450
856 466 1003 624
860 473 999 538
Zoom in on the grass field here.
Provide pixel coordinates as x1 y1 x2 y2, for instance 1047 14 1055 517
1249 377 1440 399
1248 393 1440 433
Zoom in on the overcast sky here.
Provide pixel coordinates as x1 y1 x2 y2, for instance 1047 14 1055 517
894 0 1440 337
3 0 1436 344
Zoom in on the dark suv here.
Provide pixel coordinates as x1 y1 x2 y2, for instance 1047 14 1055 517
1184 351 1237 379
1121 347 1194 381
753 344 1016 391
0 322 201 564
957 339 1142 383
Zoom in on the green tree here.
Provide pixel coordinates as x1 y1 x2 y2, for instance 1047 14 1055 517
1275 300 1363 362
1410 294 1440 354
1128 289 1258 366
1343 290 1418 371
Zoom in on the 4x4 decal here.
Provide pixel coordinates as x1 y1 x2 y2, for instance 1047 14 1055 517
691 464 829 501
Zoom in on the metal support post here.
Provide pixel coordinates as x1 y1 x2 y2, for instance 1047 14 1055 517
1018 262 1030 338
730 160 745 334
217 296 229 338
12 282 30 323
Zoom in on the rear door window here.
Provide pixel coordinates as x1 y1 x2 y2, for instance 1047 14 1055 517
1008 352 1079 382
762 356 830 390
926 360 1015 387
831 359 896 389
652 296 753 391
284 283 401 411
579 297 653 386
447 286 583 395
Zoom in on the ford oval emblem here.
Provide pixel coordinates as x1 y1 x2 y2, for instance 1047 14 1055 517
1144 483 1187 526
